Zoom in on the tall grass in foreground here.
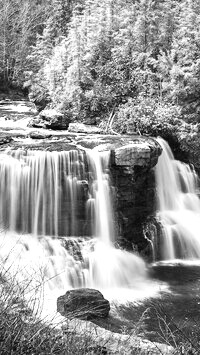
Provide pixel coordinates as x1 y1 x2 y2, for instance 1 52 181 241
0 235 106 355
0 274 107 355
0 235 198 354
0 274 198 355
147 301 200 355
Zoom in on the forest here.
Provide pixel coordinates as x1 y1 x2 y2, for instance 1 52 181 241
1 0 200 133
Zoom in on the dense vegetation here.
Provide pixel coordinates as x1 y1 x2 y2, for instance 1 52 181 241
1 0 200 129
0 0 198 124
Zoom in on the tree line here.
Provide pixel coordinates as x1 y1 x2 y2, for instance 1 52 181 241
1 0 200 127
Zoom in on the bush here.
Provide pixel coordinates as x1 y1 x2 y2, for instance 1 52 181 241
113 96 183 135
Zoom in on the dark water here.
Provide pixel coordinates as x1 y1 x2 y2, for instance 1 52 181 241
93 263 200 349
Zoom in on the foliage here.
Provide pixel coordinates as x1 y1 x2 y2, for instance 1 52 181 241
2 0 200 126
0 268 108 355
149 301 200 355
0 0 50 89
113 96 183 135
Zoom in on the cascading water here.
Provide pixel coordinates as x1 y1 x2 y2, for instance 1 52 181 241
0 147 148 315
155 138 200 260
0 149 89 236
86 149 146 289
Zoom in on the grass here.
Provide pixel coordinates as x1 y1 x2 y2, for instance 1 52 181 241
0 238 199 355
0 240 106 355
0 279 106 355
0 278 177 355
142 301 200 355
0 269 174 355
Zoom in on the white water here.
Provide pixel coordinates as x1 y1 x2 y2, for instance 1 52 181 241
0 149 89 236
155 138 200 260
0 148 150 317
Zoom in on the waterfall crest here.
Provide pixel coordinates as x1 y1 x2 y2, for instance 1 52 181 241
155 138 200 260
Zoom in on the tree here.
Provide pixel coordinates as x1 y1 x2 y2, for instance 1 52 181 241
160 0 200 121
0 0 50 89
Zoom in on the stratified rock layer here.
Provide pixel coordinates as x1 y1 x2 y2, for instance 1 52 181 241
109 138 161 254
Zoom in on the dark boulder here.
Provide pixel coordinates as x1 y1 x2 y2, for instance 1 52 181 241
57 288 110 320
0 136 13 145
29 131 52 139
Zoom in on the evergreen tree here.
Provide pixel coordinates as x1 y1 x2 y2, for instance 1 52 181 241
163 0 200 121
0 0 49 89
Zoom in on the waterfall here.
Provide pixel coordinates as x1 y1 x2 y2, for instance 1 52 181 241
87 150 115 245
0 147 147 311
0 149 89 236
155 138 200 260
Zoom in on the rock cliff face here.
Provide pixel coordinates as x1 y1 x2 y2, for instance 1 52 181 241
109 138 161 254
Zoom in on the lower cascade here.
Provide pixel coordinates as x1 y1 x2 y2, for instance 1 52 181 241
155 138 200 260
0 147 147 313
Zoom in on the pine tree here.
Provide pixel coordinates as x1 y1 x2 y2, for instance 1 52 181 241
165 0 200 121
0 0 49 89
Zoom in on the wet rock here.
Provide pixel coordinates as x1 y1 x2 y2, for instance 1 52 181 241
28 116 46 129
68 123 103 134
29 109 70 130
0 136 13 145
110 163 158 256
57 288 110 320
113 140 161 168
108 138 162 256
29 131 52 139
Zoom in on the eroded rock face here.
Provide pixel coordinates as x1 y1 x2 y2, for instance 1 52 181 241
57 288 110 320
109 138 161 255
112 139 161 168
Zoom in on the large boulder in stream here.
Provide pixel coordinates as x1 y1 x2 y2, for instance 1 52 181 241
29 131 52 139
29 108 70 130
57 288 110 320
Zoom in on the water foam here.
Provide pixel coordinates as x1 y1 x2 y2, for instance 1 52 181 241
155 138 200 260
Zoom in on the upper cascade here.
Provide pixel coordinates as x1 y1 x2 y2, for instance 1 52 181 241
155 138 200 260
